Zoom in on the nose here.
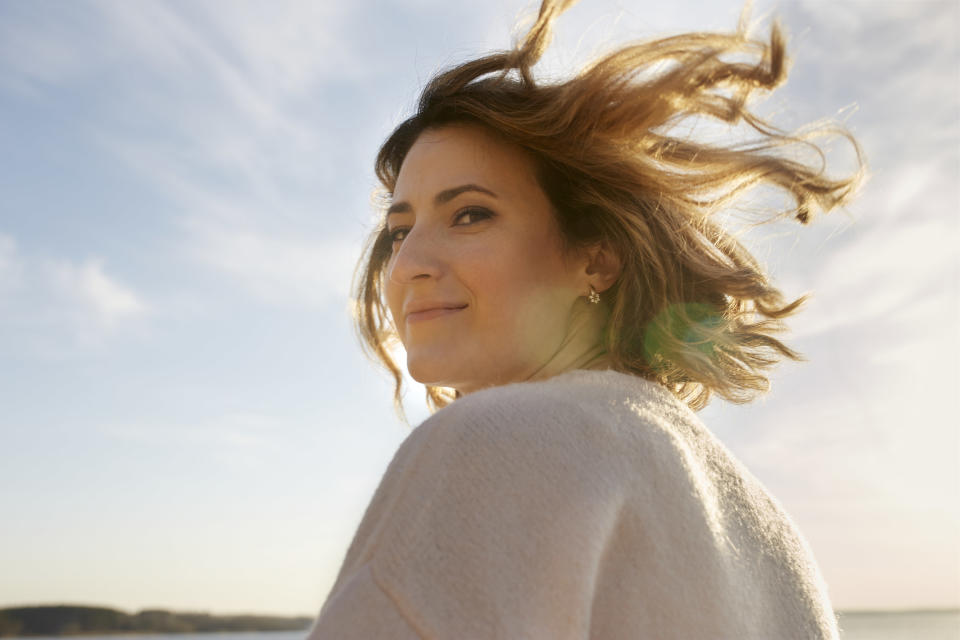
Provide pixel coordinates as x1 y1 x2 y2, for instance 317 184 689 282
387 223 444 284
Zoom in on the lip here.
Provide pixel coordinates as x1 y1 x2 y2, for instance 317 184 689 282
405 303 468 324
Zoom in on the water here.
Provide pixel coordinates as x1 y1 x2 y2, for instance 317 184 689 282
838 610 960 640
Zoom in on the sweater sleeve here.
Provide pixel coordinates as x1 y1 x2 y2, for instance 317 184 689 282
308 563 425 639
310 388 626 640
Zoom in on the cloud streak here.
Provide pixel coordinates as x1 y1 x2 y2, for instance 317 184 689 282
47 257 145 325
0 233 147 353
182 218 358 308
62 0 375 309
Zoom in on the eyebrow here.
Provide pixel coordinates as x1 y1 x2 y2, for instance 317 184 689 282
386 183 498 217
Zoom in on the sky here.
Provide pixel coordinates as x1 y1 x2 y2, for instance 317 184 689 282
0 0 957 617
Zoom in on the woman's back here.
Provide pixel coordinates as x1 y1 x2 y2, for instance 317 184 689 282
310 369 838 639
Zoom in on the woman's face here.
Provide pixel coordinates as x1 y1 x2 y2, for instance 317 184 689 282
384 124 588 394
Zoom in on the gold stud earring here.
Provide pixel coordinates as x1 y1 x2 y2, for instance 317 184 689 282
588 285 600 304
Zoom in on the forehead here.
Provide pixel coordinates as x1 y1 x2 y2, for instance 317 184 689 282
393 124 542 201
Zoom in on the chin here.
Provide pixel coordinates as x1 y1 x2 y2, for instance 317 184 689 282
406 352 462 389
408 353 525 396
408 351 497 393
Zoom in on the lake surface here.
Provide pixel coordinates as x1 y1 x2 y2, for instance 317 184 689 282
838 610 960 639
8 613 960 639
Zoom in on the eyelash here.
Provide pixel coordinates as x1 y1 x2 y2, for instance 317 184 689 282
388 207 493 246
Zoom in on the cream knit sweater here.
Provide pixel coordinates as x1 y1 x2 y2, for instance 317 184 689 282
308 369 839 639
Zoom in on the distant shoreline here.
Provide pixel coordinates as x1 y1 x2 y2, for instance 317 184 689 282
0 607 312 638
2 633 308 638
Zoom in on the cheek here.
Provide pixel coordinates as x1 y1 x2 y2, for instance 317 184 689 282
384 278 404 335
477 246 574 334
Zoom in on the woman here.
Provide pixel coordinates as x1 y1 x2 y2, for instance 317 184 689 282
310 0 863 638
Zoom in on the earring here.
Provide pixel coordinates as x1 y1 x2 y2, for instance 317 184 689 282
588 285 600 304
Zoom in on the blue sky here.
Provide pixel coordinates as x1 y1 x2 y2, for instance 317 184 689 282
0 0 957 616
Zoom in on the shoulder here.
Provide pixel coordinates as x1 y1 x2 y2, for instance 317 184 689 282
424 370 598 437
411 369 697 477
417 370 603 451
427 368 695 435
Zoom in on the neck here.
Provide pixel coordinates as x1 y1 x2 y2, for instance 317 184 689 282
523 298 611 384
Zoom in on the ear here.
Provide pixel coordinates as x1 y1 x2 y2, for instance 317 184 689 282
582 240 622 293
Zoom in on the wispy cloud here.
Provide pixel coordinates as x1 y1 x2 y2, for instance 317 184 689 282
64 0 374 308
0 2 109 94
90 0 324 140
789 210 955 340
756 0 959 343
2 0 376 312
782 0 959 158
182 218 358 308
46 256 145 325
0 235 147 353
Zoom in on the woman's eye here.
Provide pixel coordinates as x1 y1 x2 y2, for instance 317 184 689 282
388 227 409 245
453 207 493 226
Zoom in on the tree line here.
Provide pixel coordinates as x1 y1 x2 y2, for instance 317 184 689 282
0 606 313 637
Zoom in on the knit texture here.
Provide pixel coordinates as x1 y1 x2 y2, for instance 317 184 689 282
308 369 839 639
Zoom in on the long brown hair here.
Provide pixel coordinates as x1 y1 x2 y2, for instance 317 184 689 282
354 0 864 414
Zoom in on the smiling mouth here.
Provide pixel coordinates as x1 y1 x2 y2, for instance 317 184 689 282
406 305 468 324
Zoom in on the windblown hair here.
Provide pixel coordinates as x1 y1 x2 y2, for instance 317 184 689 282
354 0 864 414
